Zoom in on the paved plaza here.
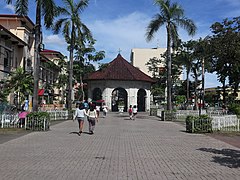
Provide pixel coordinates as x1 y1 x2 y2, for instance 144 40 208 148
0 112 239 180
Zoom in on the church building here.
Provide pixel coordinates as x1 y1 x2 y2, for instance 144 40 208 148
86 54 155 112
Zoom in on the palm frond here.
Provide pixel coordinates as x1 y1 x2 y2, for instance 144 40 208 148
5 0 13 4
63 21 71 43
169 23 180 50
155 0 170 18
170 2 184 18
146 14 165 42
42 0 56 28
15 0 28 15
177 18 197 36
53 18 68 34
76 0 89 13
55 6 70 16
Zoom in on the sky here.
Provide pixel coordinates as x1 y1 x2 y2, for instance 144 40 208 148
1 0 240 88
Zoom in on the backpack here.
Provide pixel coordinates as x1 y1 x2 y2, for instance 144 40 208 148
128 108 132 114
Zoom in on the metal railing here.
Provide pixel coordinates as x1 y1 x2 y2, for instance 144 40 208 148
211 115 240 132
0 114 19 128
0 110 69 129
157 109 240 132
46 110 69 121
25 116 50 131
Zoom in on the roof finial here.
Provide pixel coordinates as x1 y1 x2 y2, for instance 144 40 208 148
118 48 122 54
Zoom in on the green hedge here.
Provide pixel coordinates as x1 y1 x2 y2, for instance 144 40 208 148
164 110 176 121
186 115 212 133
228 103 240 118
26 112 50 131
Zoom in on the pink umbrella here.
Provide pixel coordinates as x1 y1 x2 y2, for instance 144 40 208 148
18 111 29 119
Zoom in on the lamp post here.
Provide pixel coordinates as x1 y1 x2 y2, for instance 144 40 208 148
198 88 204 116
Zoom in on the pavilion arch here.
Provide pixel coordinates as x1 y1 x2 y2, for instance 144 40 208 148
92 88 102 101
137 88 146 112
111 87 128 112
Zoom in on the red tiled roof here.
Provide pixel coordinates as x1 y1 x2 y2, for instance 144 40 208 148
40 49 64 59
41 49 60 54
87 54 154 83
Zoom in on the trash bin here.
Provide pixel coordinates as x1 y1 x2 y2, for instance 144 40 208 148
161 111 165 121
150 108 157 116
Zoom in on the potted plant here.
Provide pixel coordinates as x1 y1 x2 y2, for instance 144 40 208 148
118 101 124 113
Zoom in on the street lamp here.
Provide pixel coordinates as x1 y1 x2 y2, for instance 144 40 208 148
197 88 204 116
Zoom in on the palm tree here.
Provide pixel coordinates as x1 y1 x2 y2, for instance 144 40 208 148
5 0 56 111
74 44 105 101
176 40 195 107
52 55 68 103
146 0 196 110
53 0 93 112
7 67 33 108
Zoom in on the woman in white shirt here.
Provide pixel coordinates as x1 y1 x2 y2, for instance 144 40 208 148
102 103 108 117
132 105 138 120
87 104 98 134
74 103 88 134
95 105 100 119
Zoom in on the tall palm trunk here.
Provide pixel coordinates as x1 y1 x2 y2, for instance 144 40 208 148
193 69 198 110
80 75 85 101
222 79 226 104
68 23 75 112
32 2 41 112
166 25 172 110
202 58 205 108
186 69 190 107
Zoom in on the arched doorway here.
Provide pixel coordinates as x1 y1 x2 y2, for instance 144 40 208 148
137 89 146 112
92 88 102 101
111 87 128 112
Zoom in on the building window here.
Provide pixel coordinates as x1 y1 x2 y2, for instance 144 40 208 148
4 50 9 68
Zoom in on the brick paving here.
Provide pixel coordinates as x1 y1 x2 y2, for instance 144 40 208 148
0 112 239 180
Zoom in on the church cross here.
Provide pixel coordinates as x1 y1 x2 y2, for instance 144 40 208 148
118 48 122 54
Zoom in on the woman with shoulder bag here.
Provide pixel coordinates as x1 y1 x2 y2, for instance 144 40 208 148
87 104 98 134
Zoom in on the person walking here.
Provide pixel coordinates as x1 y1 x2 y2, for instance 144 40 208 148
128 105 133 120
87 104 98 134
95 104 100 120
73 103 88 135
132 105 138 120
102 103 108 117
222 104 227 115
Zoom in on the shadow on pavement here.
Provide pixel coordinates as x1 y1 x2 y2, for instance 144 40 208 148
69 132 80 136
197 148 240 168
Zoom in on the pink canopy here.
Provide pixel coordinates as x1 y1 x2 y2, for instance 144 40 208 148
18 111 29 119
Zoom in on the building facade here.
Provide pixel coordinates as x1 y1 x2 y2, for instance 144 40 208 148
0 15 35 79
0 14 66 109
130 48 166 76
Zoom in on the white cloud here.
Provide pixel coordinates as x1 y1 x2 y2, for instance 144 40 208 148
4 4 15 13
87 12 166 60
43 34 69 57
43 34 66 45
205 73 222 88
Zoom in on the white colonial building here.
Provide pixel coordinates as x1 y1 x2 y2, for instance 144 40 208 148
86 54 154 112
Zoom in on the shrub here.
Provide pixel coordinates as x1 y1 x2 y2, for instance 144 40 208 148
228 103 240 118
26 112 50 131
164 110 177 121
186 115 212 133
